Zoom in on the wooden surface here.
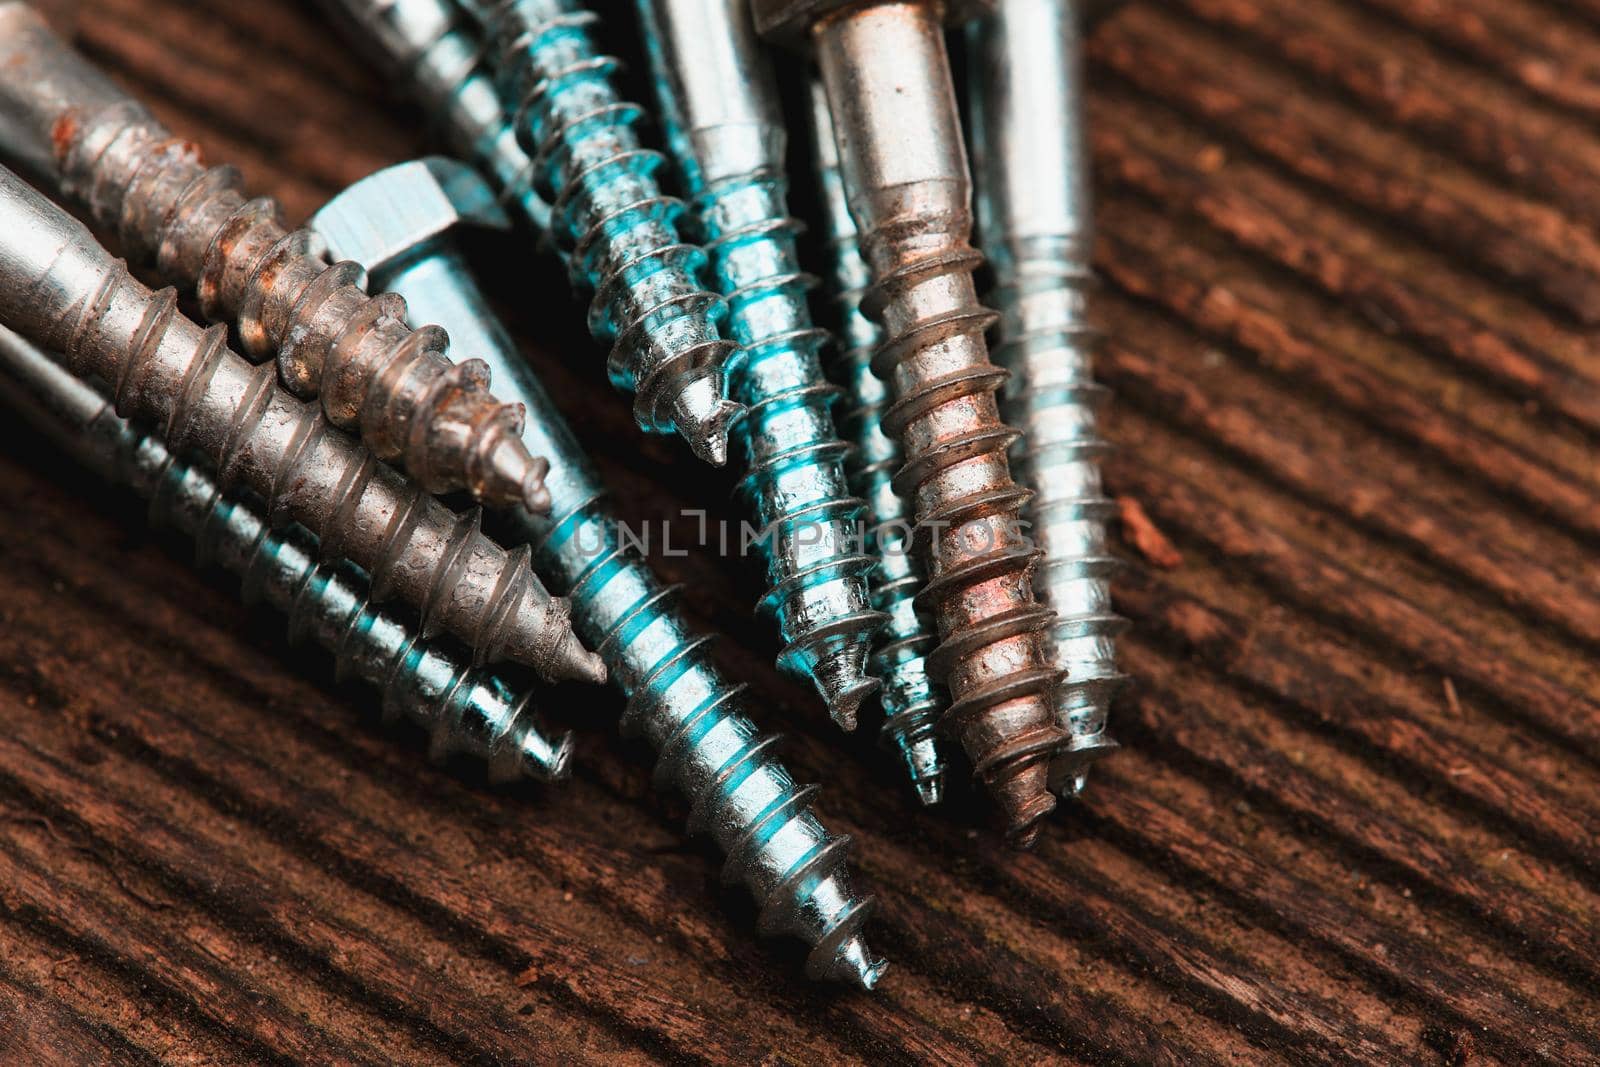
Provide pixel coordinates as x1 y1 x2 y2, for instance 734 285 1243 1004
0 0 1597 1062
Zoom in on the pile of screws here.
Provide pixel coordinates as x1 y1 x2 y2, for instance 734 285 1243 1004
0 0 1120 989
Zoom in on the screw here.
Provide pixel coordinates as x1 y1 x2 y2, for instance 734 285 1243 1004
311 157 887 989
455 0 743 466
632 0 884 727
0 3 551 514
0 326 575 784
969 0 1123 797
0 165 603 685
757 0 1069 846
806 81 947 804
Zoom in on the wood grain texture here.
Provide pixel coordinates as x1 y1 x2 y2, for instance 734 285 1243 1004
0 0 1596 1061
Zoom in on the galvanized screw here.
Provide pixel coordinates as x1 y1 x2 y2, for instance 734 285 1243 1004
807 80 947 804
633 0 885 727
0 2 551 514
312 157 886 989
0 165 603 685
0 327 575 784
969 0 1123 796
458 0 744 466
757 0 1069 847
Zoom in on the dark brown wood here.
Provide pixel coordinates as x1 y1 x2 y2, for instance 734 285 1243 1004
0 0 1596 1061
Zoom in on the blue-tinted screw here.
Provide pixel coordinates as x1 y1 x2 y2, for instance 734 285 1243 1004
969 0 1123 796
0 326 573 786
460 0 743 466
633 0 885 728
805 81 947 804
313 157 887 990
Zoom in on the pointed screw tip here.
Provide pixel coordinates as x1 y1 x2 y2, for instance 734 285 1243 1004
681 397 742 467
913 774 944 807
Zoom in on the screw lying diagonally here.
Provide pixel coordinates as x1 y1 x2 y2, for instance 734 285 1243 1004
633 0 885 727
807 80 947 804
0 2 551 514
0 327 575 785
0 165 603 686
460 0 744 466
312 158 886 989
970 0 1124 798
759 0 1069 846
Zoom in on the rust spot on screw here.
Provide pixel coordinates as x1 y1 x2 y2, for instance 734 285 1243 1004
50 109 79 161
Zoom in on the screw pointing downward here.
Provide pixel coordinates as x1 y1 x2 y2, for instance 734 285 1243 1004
313 158 886 988
807 80 948 804
0 326 575 785
633 0 885 727
969 0 1124 797
0 165 603 685
0 2 551 514
462 0 744 466
759 0 1069 846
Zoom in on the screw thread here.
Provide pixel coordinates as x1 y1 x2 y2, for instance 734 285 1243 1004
689 168 886 727
0 173 601 684
0 8 548 513
567 530 885 987
473 0 742 465
314 189 886 986
816 4 1068 846
990 244 1126 796
969 0 1123 797
809 85 947 804
0 329 573 782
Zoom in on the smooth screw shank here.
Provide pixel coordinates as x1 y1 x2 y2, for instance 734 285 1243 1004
312 163 885 988
0 167 602 684
0 328 574 784
807 81 947 804
808 1 1069 846
635 0 884 728
970 0 1123 797
0 3 551 513
464 0 743 466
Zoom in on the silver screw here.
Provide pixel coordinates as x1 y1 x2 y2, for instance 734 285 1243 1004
312 157 887 989
0 326 575 784
0 164 603 685
807 80 948 804
0 2 553 514
632 0 885 727
969 0 1124 796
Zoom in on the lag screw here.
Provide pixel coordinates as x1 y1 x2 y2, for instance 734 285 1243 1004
806 81 947 804
0 165 603 685
0 327 574 785
459 0 745 466
0 2 551 514
312 157 886 989
969 0 1123 796
757 0 1069 846
633 0 885 727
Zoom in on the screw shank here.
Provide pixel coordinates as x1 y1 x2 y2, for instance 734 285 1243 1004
815 0 1068 844
638 0 783 187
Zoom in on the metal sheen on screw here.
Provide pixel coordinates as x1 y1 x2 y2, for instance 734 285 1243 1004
757 0 1070 847
0 2 551 515
0 164 603 686
969 0 1123 797
807 80 948 804
0 327 575 785
634 0 885 728
311 157 886 990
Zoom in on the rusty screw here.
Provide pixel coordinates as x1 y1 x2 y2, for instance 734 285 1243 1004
757 0 1069 846
0 3 553 514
